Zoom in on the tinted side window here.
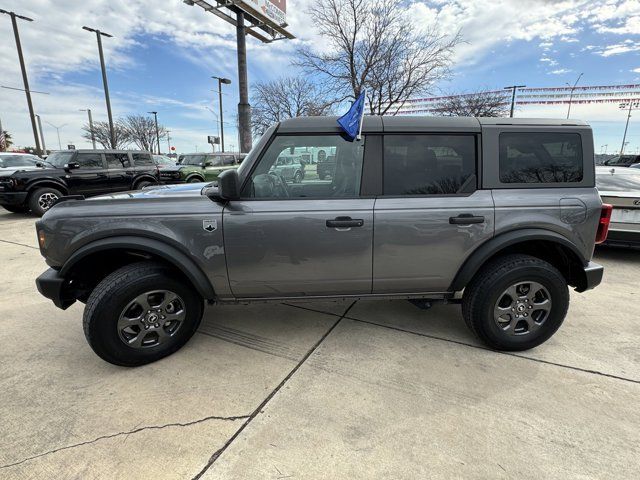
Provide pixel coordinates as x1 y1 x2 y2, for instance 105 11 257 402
105 153 130 169
132 153 153 166
76 153 104 169
383 135 476 195
499 132 583 184
243 135 365 199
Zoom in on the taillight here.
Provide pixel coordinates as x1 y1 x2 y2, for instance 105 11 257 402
595 204 612 244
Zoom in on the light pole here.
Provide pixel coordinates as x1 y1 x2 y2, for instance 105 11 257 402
148 111 160 154
565 73 583 119
83 26 116 148
79 109 96 149
212 76 231 152
601 144 608 154
619 100 640 155
166 130 171 154
1 9 42 155
35 114 46 153
504 85 526 118
45 121 67 150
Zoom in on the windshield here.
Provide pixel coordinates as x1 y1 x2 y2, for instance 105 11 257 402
0 155 40 168
597 170 640 192
181 154 207 166
237 125 276 178
153 155 175 166
46 151 75 168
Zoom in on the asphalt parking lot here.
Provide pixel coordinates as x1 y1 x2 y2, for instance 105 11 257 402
0 209 638 479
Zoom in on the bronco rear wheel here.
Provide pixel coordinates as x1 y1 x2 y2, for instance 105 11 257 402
462 254 569 351
83 261 204 366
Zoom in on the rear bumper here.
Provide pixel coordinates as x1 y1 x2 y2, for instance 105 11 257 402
580 261 604 292
602 229 640 248
35 268 76 309
0 191 28 206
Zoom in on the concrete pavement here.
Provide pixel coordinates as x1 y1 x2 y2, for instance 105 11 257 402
0 210 638 479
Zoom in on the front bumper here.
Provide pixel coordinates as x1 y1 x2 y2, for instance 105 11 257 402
36 268 76 309
580 261 604 292
0 191 28 206
159 178 186 185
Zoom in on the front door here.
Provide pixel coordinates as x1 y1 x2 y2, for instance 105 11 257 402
373 133 495 293
223 133 373 298
65 152 109 196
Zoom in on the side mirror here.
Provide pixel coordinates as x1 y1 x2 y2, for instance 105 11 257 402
36 162 45 168
64 162 80 171
603 160 609 166
204 161 213 168
211 169 239 201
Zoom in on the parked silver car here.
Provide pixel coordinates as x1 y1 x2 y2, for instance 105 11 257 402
596 166 640 247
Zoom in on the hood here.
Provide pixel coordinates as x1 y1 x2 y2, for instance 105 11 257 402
0 165 46 177
42 182 220 221
87 182 211 201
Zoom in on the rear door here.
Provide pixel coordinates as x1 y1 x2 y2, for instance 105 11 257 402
65 152 109 196
373 133 494 293
105 152 132 191
223 133 374 298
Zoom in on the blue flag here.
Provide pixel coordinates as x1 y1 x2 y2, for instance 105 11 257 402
337 91 366 141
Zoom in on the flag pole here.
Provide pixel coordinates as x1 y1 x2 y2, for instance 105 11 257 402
356 89 366 141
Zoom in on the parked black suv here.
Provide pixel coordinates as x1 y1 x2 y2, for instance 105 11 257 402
0 149 159 215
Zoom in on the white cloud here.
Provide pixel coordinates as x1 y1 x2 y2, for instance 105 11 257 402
597 41 640 57
548 68 573 75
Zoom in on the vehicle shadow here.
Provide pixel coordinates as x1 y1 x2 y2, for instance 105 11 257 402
0 210 37 222
594 245 640 264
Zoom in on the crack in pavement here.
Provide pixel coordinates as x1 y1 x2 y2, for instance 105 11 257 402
0 238 38 250
191 300 358 480
284 302 640 386
0 414 250 470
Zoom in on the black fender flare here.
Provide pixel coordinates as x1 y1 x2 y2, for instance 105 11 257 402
27 178 69 194
59 236 216 299
133 175 159 187
450 228 588 291
184 173 205 182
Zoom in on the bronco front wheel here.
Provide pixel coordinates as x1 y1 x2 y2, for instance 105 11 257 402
83 261 203 366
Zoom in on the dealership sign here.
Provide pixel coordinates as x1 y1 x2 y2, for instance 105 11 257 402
238 0 287 28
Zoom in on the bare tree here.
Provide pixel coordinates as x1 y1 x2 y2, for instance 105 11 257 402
121 115 167 152
251 77 334 135
295 0 460 115
81 120 130 149
434 90 510 117
0 130 12 151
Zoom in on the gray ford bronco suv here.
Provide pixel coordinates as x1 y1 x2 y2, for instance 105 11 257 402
35 117 609 366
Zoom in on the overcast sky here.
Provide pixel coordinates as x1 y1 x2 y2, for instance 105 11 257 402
1 0 639 154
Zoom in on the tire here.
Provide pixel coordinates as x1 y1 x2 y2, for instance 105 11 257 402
187 177 203 183
1 204 29 213
28 187 63 216
293 171 302 183
135 180 153 190
462 254 569 351
83 261 204 366
318 173 326 180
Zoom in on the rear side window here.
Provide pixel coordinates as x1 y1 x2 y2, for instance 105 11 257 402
499 132 583 184
76 153 103 169
383 135 476 195
105 153 130 168
132 153 153 166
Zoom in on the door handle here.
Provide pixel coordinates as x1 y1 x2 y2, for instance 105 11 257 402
97 173 108 178
449 214 485 225
326 216 364 228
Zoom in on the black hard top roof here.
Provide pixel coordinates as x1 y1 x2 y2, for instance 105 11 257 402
276 116 589 134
